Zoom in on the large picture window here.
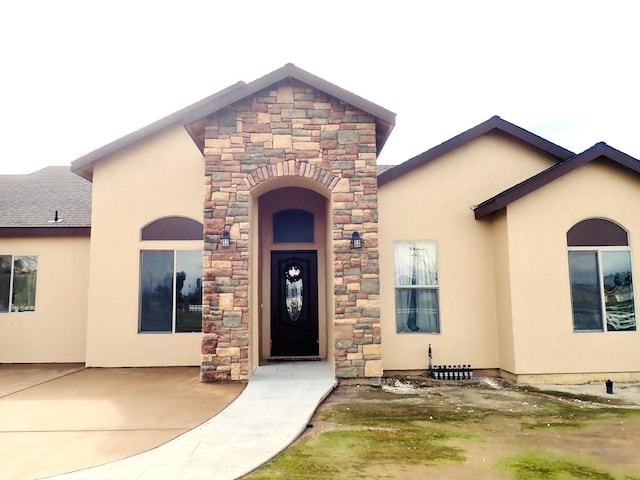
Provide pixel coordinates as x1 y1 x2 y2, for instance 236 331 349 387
567 219 635 332
0 255 38 313
568 250 635 331
139 250 202 333
394 241 439 333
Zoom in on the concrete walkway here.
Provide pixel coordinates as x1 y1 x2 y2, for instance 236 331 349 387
47 361 337 480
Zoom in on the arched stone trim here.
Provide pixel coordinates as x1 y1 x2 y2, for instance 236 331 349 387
243 160 339 190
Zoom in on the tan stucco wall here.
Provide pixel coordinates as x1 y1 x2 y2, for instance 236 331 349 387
378 133 558 372
85 124 204 366
0 236 89 362
505 159 640 378
492 210 517 373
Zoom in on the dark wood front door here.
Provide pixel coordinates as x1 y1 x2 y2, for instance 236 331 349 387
270 251 319 357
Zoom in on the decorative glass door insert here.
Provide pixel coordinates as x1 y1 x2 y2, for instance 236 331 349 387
285 264 303 321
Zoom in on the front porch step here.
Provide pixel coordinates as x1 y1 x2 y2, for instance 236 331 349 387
267 356 323 362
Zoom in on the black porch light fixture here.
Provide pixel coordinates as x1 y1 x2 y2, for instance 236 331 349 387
221 230 231 248
351 231 362 249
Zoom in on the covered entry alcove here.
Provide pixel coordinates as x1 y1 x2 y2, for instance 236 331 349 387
190 64 395 382
257 185 330 363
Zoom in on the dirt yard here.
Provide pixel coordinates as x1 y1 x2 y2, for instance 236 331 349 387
246 377 640 479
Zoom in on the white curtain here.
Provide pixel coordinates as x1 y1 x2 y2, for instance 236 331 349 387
394 242 439 333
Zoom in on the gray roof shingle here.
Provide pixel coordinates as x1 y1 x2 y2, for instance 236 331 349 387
0 166 91 229
377 165 395 176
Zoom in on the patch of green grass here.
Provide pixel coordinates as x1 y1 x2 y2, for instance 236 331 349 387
325 396 637 432
517 397 638 430
525 388 630 406
539 398 633 417
246 385 640 479
245 427 464 480
324 401 490 427
520 420 587 430
498 452 626 479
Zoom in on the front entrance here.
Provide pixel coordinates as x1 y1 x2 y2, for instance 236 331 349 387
270 251 319 357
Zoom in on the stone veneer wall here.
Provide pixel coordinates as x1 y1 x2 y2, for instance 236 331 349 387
201 80 381 382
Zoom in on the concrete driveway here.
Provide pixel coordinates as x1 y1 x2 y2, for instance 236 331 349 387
0 365 244 480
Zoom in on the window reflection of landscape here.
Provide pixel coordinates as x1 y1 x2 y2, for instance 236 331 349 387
0 255 38 313
568 219 635 332
139 250 202 333
602 251 634 331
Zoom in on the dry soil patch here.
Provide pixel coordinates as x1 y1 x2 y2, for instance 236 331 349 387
287 377 640 479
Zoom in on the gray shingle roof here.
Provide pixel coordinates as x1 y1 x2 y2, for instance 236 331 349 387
0 166 91 229
377 165 395 176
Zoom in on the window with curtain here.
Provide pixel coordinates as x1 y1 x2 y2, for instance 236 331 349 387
567 219 635 332
394 241 439 333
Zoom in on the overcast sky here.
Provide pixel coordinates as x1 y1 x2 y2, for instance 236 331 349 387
1 0 638 174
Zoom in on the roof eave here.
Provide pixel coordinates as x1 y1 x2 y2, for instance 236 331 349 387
378 116 575 187
0 226 91 237
183 63 396 126
70 81 247 181
474 142 640 219
183 63 396 154
71 64 397 180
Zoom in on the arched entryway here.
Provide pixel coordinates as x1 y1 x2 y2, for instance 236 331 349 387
256 186 330 363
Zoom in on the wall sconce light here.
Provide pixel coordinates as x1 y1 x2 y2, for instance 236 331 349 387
351 231 362 249
221 230 231 248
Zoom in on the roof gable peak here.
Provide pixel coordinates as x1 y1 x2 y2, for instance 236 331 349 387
71 64 396 181
474 141 640 219
378 116 574 187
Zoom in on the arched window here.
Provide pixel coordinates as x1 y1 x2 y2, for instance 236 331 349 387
141 216 203 241
567 219 635 332
567 218 628 247
273 209 314 243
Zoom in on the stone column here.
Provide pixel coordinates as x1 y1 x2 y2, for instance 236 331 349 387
201 80 381 381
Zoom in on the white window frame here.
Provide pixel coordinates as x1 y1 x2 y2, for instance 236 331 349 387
0 254 38 313
393 241 440 334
